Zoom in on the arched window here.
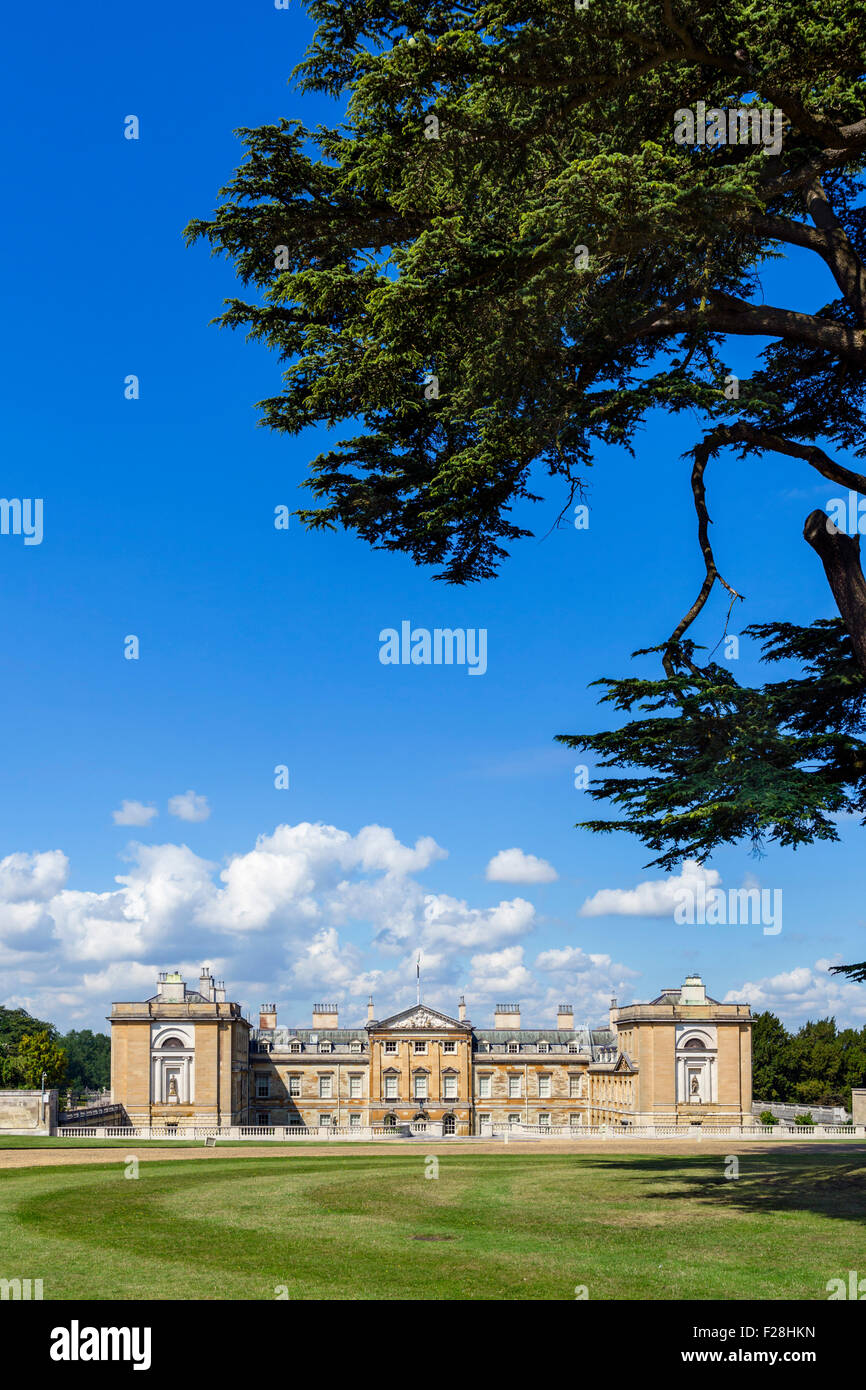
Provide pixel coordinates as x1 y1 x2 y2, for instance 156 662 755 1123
443 1113 456 1135
160 1037 185 1049
683 1037 705 1050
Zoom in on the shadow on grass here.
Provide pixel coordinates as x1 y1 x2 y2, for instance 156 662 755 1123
574 1149 866 1224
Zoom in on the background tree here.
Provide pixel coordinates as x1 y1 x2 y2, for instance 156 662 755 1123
16 1031 67 1089
751 1010 790 1102
58 1029 111 1091
751 1011 866 1108
0 1006 58 1088
186 1 866 973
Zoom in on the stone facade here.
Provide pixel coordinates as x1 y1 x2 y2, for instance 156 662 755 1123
595 976 753 1127
110 971 752 1133
0 1088 57 1135
109 970 250 1127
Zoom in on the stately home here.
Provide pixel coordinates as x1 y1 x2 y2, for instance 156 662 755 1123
109 970 752 1133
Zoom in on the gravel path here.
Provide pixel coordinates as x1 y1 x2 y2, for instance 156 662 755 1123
2 1139 864 1169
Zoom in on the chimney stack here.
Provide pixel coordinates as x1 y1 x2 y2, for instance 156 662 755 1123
312 1003 339 1029
494 1003 521 1029
557 1003 574 1030
609 996 619 1032
367 996 375 1023
199 967 214 1001
161 972 184 1003
259 1003 277 1030
458 995 466 1022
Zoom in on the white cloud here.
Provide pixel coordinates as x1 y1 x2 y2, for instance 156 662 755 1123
725 960 866 1024
579 858 720 918
290 928 364 993
486 847 558 884
0 821 526 1029
0 851 68 903
419 893 536 950
167 790 211 823
469 945 535 998
113 800 158 827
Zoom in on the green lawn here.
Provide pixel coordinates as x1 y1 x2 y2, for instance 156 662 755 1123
1 1148 864 1300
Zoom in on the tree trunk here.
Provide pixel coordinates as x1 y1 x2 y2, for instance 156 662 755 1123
804 508 866 674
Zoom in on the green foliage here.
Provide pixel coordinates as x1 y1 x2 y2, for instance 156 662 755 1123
793 1112 815 1126
57 1030 111 1091
759 1110 779 1126
751 1011 866 1109
16 1032 67 1089
558 619 866 869
186 0 866 582
0 1007 109 1092
186 0 866 985
0 1007 59 1089
0 1005 56 1049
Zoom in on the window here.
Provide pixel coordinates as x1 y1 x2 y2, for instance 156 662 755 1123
349 1075 362 1099
349 1113 361 1128
538 1041 549 1054
443 1113 456 1135
413 1075 428 1100
507 1042 519 1054
538 1113 551 1128
443 1040 457 1054
568 1042 580 1053
288 1075 301 1097
478 1074 492 1099
350 1040 362 1053
318 1114 331 1127
478 1113 491 1126
160 1036 185 1049
384 1074 398 1100
443 1074 458 1100
508 1075 522 1099
569 1075 581 1098
570 1112 582 1128
257 1112 269 1126
256 1076 270 1098
289 1040 301 1053
320 1040 332 1053
413 1041 427 1055
384 1039 397 1054
508 1113 521 1126
538 1073 551 1098
319 1075 333 1099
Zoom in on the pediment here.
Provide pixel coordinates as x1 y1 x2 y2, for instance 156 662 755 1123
374 1004 468 1032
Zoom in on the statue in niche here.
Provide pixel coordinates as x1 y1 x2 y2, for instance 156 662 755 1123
168 1075 179 1102
690 1075 700 1096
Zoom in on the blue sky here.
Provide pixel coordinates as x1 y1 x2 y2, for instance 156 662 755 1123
1 0 864 1036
